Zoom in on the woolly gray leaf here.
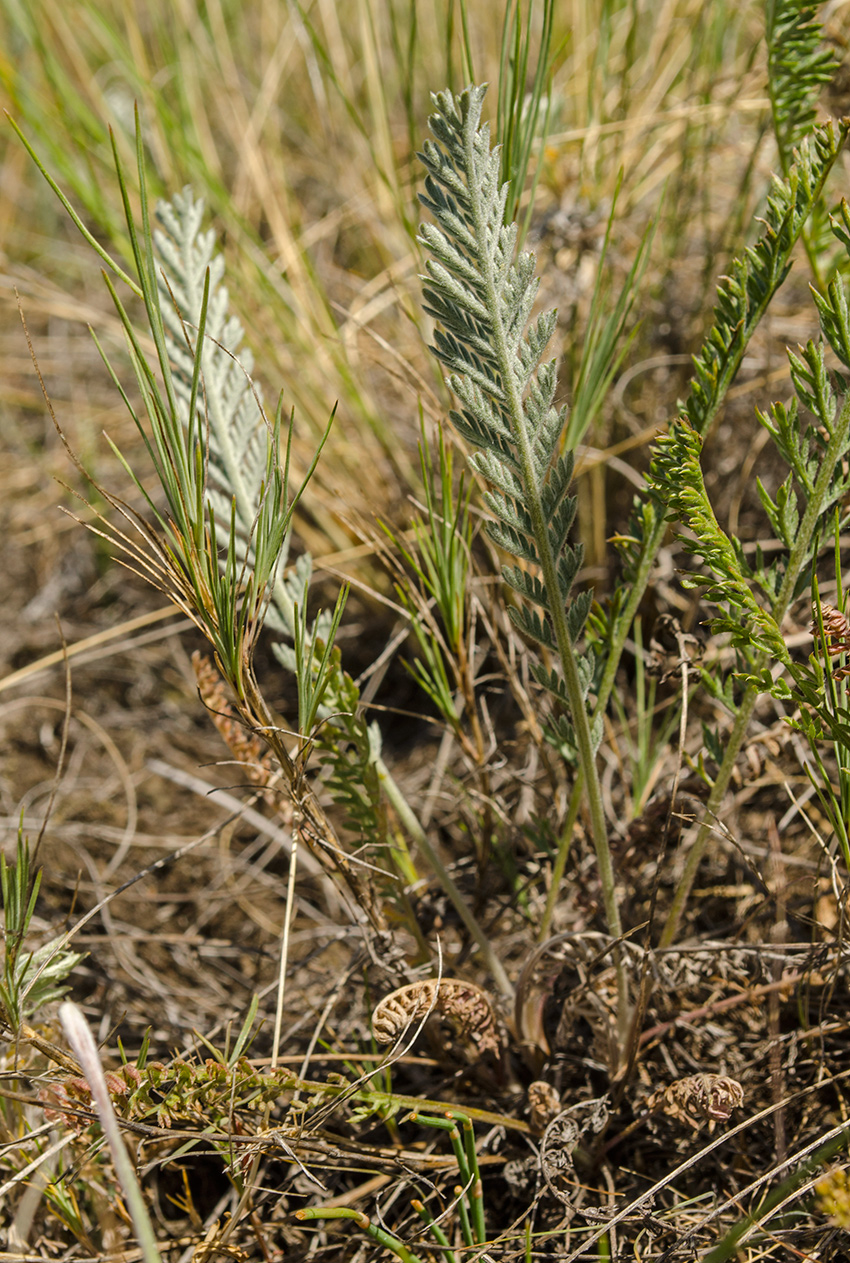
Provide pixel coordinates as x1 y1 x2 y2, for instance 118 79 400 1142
509 602 556 649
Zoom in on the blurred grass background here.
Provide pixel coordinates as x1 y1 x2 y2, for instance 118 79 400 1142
0 0 786 582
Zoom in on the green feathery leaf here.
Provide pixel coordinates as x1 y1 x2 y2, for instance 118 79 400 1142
767 0 837 177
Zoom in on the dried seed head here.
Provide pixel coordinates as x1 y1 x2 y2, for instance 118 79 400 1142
812 605 850 678
527 1081 562 1135
699 1074 745 1120
192 652 277 793
813 604 850 650
371 980 439 1044
649 1072 744 1131
539 1097 610 1206
371 978 501 1055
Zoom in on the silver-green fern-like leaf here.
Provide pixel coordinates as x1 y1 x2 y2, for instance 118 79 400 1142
418 86 588 673
153 190 388 844
418 87 628 995
153 188 296 636
153 193 365 722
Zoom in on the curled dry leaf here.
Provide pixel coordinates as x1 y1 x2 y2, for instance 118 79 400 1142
371 978 501 1055
540 1097 610 1207
514 931 630 1074
503 1154 538 1193
647 612 702 683
648 1072 744 1131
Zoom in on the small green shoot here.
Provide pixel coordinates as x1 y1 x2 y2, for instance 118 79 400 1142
294 1206 425 1263
0 831 83 1034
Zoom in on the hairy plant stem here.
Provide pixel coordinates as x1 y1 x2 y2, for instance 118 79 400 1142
460 120 627 1038
661 386 850 946
537 508 664 944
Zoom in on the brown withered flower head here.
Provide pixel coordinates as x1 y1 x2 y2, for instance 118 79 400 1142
811 604 850 680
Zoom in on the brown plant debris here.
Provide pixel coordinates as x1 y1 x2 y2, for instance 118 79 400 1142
646 612 702 682
540 1097 610 1207
371 978 502 1055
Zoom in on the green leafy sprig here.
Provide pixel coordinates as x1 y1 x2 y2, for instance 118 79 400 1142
543 112 848 945
598 117 848 749
767 0 837 178
655 208 850 943
768 0 840 288
1 832 83 1033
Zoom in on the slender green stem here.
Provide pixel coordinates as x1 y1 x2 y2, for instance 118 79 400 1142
596 511 666 722
461 1117 486 1244
537 508 666 945
295 1207 424 1263
410 1111 485 1244
659 686 758 947
540 507 666 944
412 1200 457 1263
537 770 583 943
454 1186 475 1249
538 507 666 945
377 757 512 998
460 107 627 1041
